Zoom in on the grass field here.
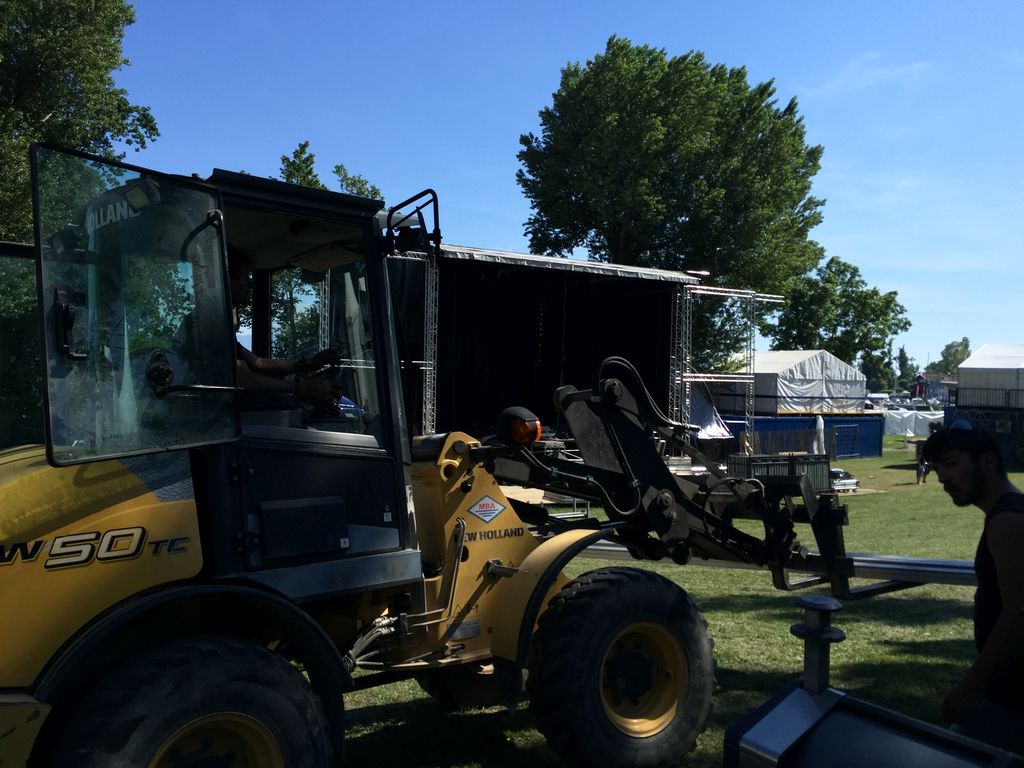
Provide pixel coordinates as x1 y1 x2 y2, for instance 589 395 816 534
342 437 1002 767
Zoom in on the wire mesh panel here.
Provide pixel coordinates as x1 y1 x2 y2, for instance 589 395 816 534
832 424 860 459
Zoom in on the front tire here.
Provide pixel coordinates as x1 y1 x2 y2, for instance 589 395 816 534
528 567 715 768
48 636 335 768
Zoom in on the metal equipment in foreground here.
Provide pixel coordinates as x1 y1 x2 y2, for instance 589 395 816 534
583 538 977 596
724 596 1022 767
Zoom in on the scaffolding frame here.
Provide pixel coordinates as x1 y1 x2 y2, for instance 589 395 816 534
317 279 330 353
387 251 439 434
674 285 783 444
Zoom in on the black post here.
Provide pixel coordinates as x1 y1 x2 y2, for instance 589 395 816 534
789 594 845 693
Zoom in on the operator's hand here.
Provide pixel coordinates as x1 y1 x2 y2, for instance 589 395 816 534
297 376 341 407
306 348 341 370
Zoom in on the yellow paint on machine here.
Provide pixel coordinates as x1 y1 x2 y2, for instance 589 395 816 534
408 433 587 665
0 445 156 542
489 528 598 661
409 434 542 659
0 447 203 687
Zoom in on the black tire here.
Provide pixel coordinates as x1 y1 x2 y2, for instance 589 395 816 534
48 636 335 768
528 567 714 768
416 660 517 710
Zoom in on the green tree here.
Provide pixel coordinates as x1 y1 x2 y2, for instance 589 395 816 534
0 0 158 242
334 162 382 199
861 350 895 393
516 36 825 367
280 140 382 199
925 337 971 376
895 345 918 391
767 256 911 366
269 143 381 357
279 141 328 190
270 270 320 359
1 3 155 447
0 253 42 447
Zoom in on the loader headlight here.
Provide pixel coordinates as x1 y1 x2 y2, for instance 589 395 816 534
496 407 542 446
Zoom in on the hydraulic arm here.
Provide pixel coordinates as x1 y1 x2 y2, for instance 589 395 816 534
486 357 831 576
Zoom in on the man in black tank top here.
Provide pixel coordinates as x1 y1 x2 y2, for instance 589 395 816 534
924 421 1024 754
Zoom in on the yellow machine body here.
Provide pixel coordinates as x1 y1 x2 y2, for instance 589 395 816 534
405 432 578 668
0 446 203 688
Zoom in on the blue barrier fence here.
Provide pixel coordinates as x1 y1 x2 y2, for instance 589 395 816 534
722 415 884 459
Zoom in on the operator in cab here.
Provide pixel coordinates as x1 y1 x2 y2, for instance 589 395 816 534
228 250 340 407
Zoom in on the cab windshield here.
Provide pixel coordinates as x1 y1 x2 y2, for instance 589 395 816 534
33 147 237 464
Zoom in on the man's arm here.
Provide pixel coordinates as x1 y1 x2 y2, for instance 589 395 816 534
235 359 340 405
237 344 304 377
237 345 341 377
943 512 1024 722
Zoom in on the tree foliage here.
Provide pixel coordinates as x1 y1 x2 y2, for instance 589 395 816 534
925 337 971 376
0 254 41 447
269 143 381 358
895 345 918 391
768 256 910 366
1 0 156 447
280 140 382 199
279 141 328 190
0 0 158 242
860 350 895 393
516 37 826 367
334 161 382 199
270 268 321 359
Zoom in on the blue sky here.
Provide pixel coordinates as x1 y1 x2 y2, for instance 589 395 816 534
115 1 1023 371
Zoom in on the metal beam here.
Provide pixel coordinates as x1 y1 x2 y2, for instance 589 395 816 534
581 540 976 588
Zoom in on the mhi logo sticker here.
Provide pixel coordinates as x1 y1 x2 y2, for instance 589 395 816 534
468 495 506 524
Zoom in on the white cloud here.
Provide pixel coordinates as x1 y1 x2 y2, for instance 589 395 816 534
798 51 932 98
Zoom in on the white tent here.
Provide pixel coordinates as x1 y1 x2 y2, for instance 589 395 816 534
884 409 944 436
718 350 867 415
957 343 1024 407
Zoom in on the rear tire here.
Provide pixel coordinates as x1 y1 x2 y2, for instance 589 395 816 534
48 636 335 768
528 567 714 768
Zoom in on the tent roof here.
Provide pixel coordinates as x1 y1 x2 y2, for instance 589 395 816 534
441 245 700 285
749 350 823 373
741 350 865 380
959 343 1024 370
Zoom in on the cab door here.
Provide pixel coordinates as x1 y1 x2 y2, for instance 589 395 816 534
31 145 238 466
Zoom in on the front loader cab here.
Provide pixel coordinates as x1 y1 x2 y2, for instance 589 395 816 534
208 168 395 445
30 145 422 592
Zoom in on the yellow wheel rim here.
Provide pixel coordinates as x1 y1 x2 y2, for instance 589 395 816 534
600 621 687 737
147 712 285 768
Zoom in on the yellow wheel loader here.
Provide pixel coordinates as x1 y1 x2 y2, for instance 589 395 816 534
0 145 839 767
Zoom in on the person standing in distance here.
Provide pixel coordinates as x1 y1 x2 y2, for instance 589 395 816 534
923 421 1024 754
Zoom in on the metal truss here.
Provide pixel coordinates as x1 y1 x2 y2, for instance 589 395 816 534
679 285 782 447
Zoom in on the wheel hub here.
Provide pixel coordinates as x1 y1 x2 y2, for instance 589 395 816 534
605 648 654 700
600 621 687 737
147 713 285 768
